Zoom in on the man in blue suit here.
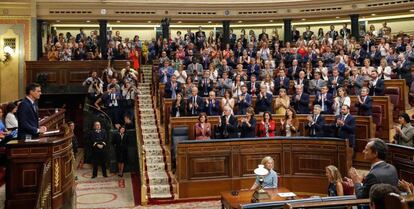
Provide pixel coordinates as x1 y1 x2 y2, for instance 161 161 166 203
236 85 252 115
335 105 356 148
313 85 334 114
305 105 326 137
355 87 372 116
17 83 47 140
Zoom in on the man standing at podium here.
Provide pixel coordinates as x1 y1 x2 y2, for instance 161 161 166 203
17 83 47 140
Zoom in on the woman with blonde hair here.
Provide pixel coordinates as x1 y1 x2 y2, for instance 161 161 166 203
274 88 290 115
250 156 278 190
325 165 344 196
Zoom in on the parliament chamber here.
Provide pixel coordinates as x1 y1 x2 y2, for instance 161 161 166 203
1 0 414 209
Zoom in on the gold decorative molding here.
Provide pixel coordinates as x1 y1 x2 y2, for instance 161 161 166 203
54 158 60 191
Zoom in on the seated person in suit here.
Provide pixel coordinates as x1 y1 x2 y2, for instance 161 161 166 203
164 75 182 99
274 69 290 95
325 165 344 196
250 156 278 190
368 70 385 96
291 85 310 114
171 93 185 117
257 111 276 137
187 87 204 116
198 70 213 97
393 112 414 147
348 138 399 198
274 88 290 115
280 107 299 137
314 85 334 114
255 84 273 114
247 74 260 96
239 107 257 138
235 85 252 115
335 105 356 148
217 106 238 138
194 113 211 140
306 105 326 137
204 91 220 116
355 87 372 116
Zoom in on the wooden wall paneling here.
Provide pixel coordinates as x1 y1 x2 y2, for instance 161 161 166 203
176 138 347 198
387 144 414 182
384 79 408 111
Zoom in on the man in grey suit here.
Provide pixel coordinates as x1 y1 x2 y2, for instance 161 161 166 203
308 72 327 95
349 138 399 199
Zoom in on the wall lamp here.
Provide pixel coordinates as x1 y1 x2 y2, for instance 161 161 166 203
1 46 14 64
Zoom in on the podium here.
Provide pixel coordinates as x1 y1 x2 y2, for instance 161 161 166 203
5 133 75 209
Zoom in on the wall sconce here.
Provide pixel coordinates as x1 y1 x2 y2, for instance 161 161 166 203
1 46 14 64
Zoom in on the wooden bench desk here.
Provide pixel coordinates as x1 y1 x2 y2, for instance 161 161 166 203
221 187 291 209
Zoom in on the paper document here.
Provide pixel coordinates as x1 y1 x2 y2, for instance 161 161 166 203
43 130 60 135
278 192 296 197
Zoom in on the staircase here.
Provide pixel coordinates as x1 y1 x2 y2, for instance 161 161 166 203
137 65 174 201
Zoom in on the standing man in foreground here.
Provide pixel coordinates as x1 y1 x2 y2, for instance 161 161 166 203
349 138 399 199
17 83 47 140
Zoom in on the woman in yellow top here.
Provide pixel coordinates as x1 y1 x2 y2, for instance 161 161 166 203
141 41 149 65
274 88 290 115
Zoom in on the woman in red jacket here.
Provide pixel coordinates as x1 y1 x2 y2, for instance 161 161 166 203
257 111 276 137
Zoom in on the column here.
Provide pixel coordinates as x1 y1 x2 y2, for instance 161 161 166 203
36 19 43 60
99 20 108 60
283 19 292 44
222 20 230 50
350 14 359 39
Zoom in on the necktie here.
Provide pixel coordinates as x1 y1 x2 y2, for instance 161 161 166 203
171 83 176 99
204 79 208 95
322 94 325 111
192 96 196 114
209 100 213 115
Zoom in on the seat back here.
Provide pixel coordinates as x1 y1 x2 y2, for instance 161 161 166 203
171 127 189 169
371 105 383 137
384 87 401 122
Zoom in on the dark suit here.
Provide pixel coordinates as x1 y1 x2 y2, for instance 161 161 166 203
198 78 214 97
255 93 273 113
89 129 108 177
328 76 344 95
340 28 351 39
328 30 339 40
369 79 384 96
258 33 269 41
112 133 129 163
292 30 300 42
335 114 355 148
274 77 290 95
355 96 372 116
204 99 220 116
239 117 257 138
236 93 252 115
288 66 300 80
355 161 399 199
305 114 325 137
247 81 260 96
164 81 182 98
247 64 260 80
218 115 239 138
395 60 412 87
171 100 185 117
187 95 204 116
17 97 39 139
291 93 310 114
313 93 334 114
